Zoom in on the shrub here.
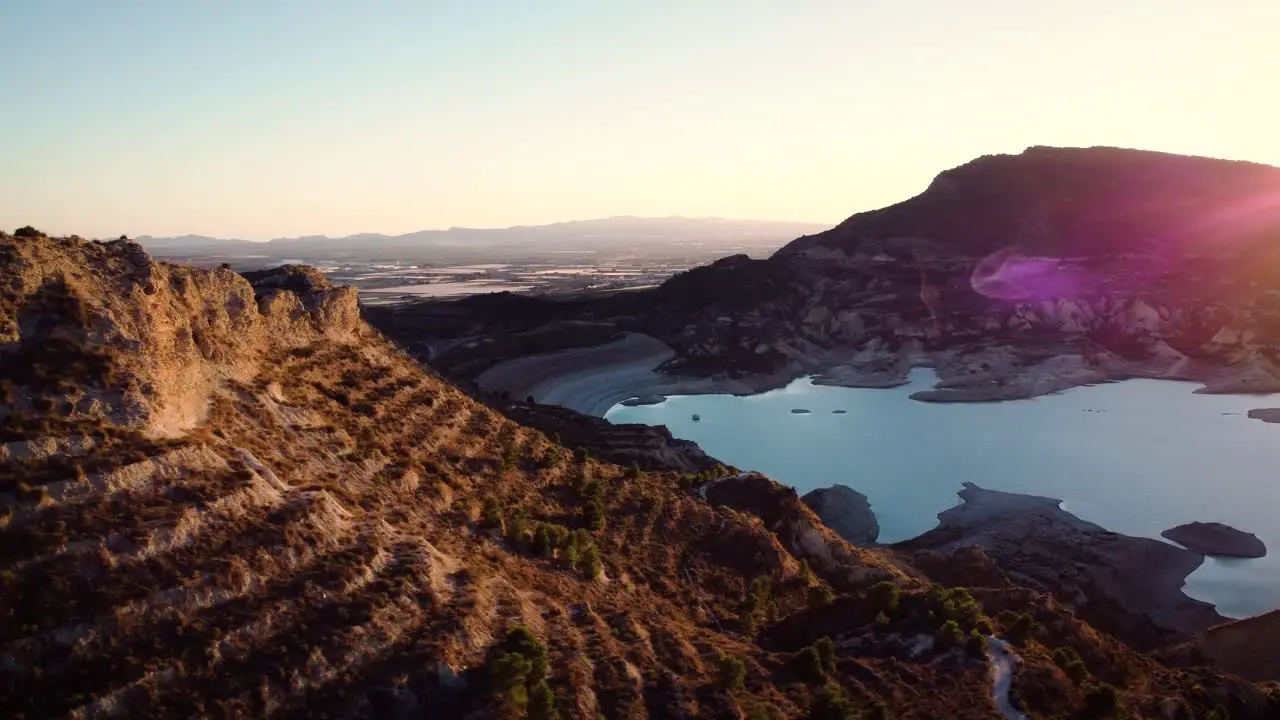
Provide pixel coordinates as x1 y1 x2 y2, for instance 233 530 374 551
936 620 964 650
930 586 983 630
1052 646 1088 683
868 581 900 614
528 679 558 720
808 584 836 609
13 226 45 238
490 652 531 714
965 629 986 657
811 682 854 720
582 545 602 578
582 499 606 532
480 496 503 528
815 636 836 674
624 464 642 480
1007 612 1038 644
740 576 775 633
1082 683 1123 718
717 654 746 695
796 646 824 682
573 447 589 464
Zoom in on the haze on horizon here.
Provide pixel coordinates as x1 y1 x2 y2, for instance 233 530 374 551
2 0 1276 241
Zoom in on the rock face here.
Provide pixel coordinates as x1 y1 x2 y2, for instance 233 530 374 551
1162 522 1266 558
801 484 880 545
899 483 1223 646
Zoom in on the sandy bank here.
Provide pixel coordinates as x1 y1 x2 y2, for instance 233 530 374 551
475 333 788 418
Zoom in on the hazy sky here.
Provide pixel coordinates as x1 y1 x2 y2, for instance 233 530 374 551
2 1 1277 240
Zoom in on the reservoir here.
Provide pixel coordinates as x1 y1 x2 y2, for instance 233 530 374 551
606 369 1280 619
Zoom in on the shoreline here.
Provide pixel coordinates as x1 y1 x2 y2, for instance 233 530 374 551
475 332 1280 418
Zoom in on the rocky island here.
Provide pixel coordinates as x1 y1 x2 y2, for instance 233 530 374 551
1163 522 1267 558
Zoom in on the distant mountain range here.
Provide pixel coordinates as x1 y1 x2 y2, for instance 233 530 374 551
135 216 832 260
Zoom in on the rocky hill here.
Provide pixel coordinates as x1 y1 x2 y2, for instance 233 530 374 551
370 146 1280 408
4 232 1280 719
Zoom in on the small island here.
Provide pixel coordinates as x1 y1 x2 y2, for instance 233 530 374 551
832 409 848 414
1162 522 1267 558
790 408 811 414
1247 408 1280 424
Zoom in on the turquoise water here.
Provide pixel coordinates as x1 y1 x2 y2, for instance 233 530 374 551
606 369 1280 619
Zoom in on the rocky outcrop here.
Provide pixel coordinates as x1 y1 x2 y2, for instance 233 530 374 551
801 484 880 545
898 483 1223 647
1 235 362 437
1162 522 1266 558
1201 610 1280 681
704 472 906 591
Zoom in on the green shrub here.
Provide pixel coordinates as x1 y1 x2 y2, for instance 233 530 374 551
965 629 986 657
1082 683 1123 718
866 703 892 720
936 620 964 650
1052 646 1088 683
930 586 983 630
13 226 45 238
583 499 606 532
1007 612 1038 644
740 576 776 633
480 496 504 528
810 682 854 720
814 636 836 674
582 545 602 578
717 654 746 695
573 447 590 464
624 464 642 480
868 581 900 614
528 679 558 720
796 646 824 682
808 584 835 609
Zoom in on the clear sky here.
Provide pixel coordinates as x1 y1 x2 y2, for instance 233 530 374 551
2 1 1277 240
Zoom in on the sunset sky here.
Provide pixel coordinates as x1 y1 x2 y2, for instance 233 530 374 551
2 0 1276 240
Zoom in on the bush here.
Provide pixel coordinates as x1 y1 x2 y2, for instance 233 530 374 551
528 679 558 720
868 581 900 614
814 637 836 674
490 652 531 714
740 576 776 633
1052 646 1088 683
936 620 964 650
717 654 746 695
573 447 590 464
930 586 983 630
582 499 606 532
1007 612 1038 644
808 584 835 609
965 629 986 657
624 464 642 480
13 226 45 238
480 496 503 528
810 682 854 720
866 704 892 720
582 545 602 578
1082 683 1123 718
796 646 824 682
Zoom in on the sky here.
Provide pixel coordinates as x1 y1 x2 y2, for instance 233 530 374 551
1 1 1277 240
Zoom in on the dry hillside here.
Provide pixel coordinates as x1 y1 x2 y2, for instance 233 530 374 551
1 232 1278 719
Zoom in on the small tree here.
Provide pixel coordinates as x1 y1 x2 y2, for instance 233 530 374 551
1082 683 1123 719
808 583 835 609
13 226 45 238
796 646 824 682
717 654 746 695
1052 646 1088 684
936 620 963 650
480 496 504 529
583 499 606 532
965 629 986 657
868 581 900 614
811 682 854 720
814 637 836 674
582 545 603 578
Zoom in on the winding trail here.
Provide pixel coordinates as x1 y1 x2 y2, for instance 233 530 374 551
987 637 1030 720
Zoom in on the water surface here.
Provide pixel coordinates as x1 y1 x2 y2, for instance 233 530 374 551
606 369 1280 618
